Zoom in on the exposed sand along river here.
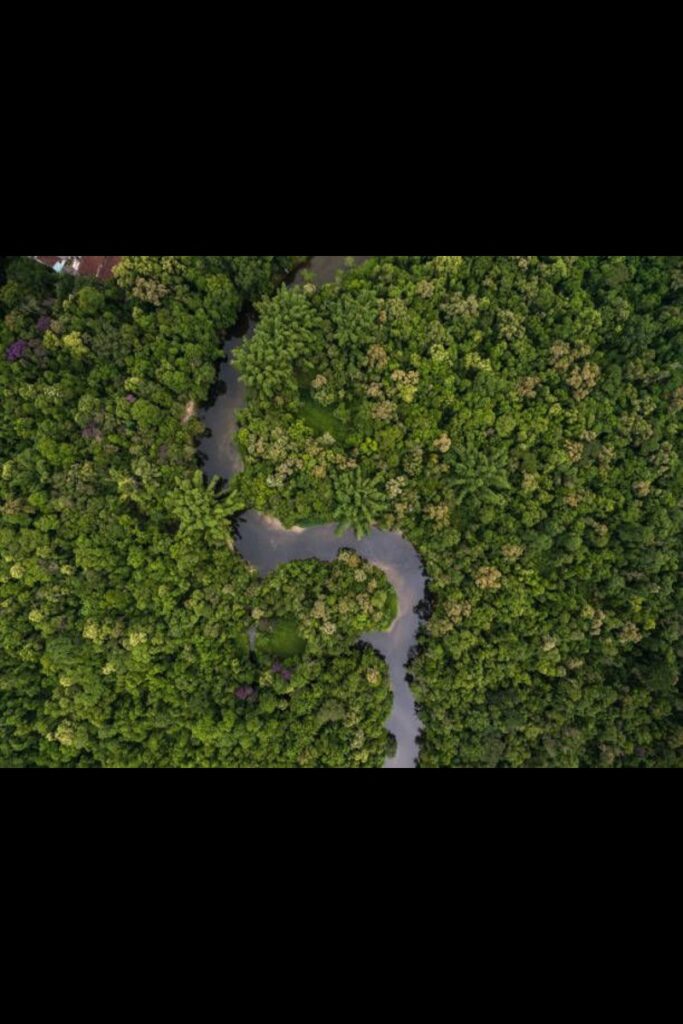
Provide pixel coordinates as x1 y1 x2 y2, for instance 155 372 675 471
200 257 427 768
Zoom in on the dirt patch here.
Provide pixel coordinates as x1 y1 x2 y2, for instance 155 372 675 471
181 400 198 425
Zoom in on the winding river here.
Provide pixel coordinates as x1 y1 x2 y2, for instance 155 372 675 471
200 257 426 768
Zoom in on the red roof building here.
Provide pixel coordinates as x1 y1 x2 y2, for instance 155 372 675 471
32 256 121 279
78 256 121 279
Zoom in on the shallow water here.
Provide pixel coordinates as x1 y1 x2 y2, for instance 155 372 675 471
201 326 251 478
200 256 426 768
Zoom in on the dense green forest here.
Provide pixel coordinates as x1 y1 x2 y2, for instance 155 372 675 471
0 256 395 767
2 255 682 768
234 256 683 767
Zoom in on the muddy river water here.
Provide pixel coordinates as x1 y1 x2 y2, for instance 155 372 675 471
200 257 426 768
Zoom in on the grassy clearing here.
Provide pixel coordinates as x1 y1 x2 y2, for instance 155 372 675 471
382 588 399 630
298 395 351 443
256 618 307 659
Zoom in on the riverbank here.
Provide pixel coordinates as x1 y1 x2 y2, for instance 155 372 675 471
199 256 427 768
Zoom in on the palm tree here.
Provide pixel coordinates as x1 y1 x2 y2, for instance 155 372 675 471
166 471 239 550
452 444 511 509
333 469 387 539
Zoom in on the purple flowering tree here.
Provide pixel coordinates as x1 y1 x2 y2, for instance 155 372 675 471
5 340 29 363
270 662 293 681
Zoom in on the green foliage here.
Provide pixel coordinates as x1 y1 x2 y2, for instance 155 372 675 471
255 551 397 649
1 255 392 768
298 396 351 443
332 469 388 538
4 253 682 769
235 254 683 768
255 619 307 659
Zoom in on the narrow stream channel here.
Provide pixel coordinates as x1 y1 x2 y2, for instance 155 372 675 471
200 257 427 768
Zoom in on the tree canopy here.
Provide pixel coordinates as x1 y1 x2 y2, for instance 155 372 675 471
0 255 394 767
234 256 683 768
2 254 681 768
